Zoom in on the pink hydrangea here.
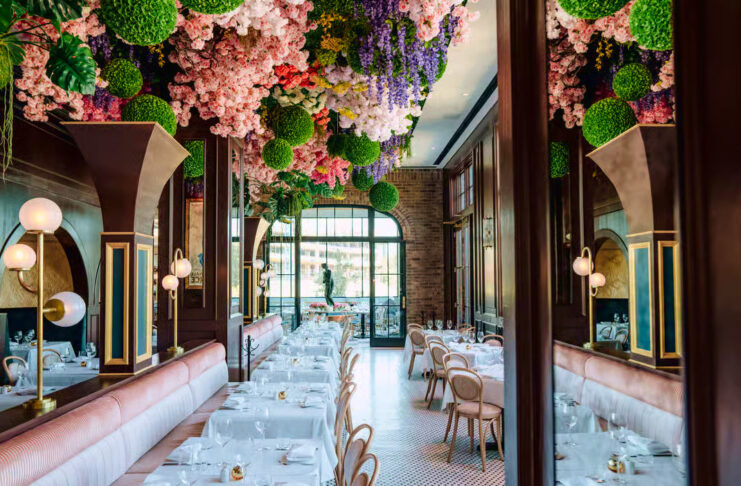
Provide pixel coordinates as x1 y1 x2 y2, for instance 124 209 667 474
403 0 478 42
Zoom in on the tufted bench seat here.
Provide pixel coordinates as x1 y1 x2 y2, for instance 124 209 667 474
242 314 284 369
0 342 228 486
554 342 683 448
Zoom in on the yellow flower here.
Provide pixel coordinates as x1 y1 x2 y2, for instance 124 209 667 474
315 165 328 174
320 35 344 52
338 107 356 119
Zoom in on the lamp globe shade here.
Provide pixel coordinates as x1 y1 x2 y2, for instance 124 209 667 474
47 292 86 327
268 268 276 278
170 258 192 278
264 289 271 297
162 274 179 291
19 198 63 233
3 244 36 270
256 286 263 296
572 256 591 276
254 259 265 270
590 272 607 288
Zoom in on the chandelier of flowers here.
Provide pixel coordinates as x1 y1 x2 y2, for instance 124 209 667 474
8 0 479 217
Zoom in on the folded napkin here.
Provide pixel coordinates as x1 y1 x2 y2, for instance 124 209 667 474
301 396 324 408
311 363 326 370
222 397 246 409
626 434 671 456
286 444 316 461
167 443 203 464
314 356 330 362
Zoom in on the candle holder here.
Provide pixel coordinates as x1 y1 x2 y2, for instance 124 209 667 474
2 198 87 412
161 248 192 355
572 247 606 349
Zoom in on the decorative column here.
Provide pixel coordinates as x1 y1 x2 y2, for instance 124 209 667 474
588 124 681 369
243 217 270 324
63 122 189 375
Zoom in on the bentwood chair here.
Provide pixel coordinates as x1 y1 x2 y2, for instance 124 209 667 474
340 332 352 355
446 367 504 471
342 424 374 486
342 353 360 389
442 352 470 442
334 382 357 485
41 348 63 368
407 323 423 333
349 453 380 486
482 334 504 347
425 342 450 409
2 356 27 385
457 325 474 335
615 329 629 349
407 329 427 379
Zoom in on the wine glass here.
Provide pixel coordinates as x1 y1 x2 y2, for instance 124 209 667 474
13 331 22 345
426 319 433 330
613 313 620 324
561 402 578 446
177 446 201 485
672 443 686 477
622 314 629 324
85 342 97 359
62 347 72 363
477 331 484 344
446 320 453 331
213 417 232 449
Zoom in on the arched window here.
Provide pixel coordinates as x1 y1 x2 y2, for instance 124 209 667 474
266 205 406 346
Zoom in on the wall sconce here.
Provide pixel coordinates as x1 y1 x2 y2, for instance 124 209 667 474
1 198 87 412
572 247 606 349
256 263 272 316
161 248 191 355
482 216 495 248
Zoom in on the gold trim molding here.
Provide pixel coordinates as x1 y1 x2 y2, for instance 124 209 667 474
105 242 130 366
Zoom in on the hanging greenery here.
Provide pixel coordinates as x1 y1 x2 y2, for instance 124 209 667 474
351 169 374 191
556 0 629 19
369 181 399 212
344 134 380 167
271 105 315 147
612 63 652 101
582 98 637 147
262 138 294 170
629 0 673 51
121 94 178 135
182 140 205 179
550 142 570 178
101 58 143 99
179 0 243 15
100 0 178 46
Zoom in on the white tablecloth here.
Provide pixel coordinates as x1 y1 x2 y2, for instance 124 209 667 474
8 341 75 371
143 437 324 486
0 386 60 412
555 432 684 486
203 396 336 483
252 359 339 390
42 359 99 387
404 331 503 376
596 322 629 341
441 364 505 409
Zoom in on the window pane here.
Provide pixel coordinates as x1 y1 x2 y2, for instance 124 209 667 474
302 217 317 237
335 216 353 237
388 243 399 274
375 243 388 274
374 217 398 237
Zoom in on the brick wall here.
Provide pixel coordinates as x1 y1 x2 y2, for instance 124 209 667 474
317 169 445 323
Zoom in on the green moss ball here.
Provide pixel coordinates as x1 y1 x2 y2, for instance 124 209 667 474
101 59 143 99
629 0 673 51
182 140 205 179
344 134 380 167
122 94 177 136
612 63 652 101
180 0 242 14
271 105 314 147
351 169 374 191
100 0 177 46
550 142 570 178
327 133 347 158
369 181 399 212
557 0 629 19
262 138 294 170
582 98 637 148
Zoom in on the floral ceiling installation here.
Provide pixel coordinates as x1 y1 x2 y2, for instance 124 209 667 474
5 0 478 216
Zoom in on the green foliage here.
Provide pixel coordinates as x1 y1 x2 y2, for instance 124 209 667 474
327 133 347 158
344 134 380 166
121 94 177 136
629 0 673 51
101 58 143 99
369 181 399 212
180 0 242 14
612 63 652 101
582 98 637 147
21 0 85 24
262 138 294 170
279 192 304 217
100 0 177 46
556 0 629 19
351 169 374 191
550 142 569 178
316 48 338 67
332 182 345 198
0 46 11 87
45 32 96 94
271 105 314 146
182 140 205 179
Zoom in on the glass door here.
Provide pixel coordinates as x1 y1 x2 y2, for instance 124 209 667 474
453 220 472 325
371 240 406 346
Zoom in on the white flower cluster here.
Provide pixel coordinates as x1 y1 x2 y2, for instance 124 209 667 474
272 86 328 115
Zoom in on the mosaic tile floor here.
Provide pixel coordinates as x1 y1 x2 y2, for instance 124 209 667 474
345 340 506 486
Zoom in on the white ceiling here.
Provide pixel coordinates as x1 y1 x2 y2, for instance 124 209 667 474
403 0 498 167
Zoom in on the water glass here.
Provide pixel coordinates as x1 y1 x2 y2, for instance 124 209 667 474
446 320 453 331
213 417 232 448
85 342 97 359
477 331 484 343
426 320 433 330
13 331 22 345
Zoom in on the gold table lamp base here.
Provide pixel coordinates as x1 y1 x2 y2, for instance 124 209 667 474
582 342 594 350
168 346 184 356
24 397 57 412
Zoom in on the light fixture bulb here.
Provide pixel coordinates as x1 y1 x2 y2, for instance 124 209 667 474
171 258 192 279
589 272 606 288
572 256 591 277
254 259 265 270
268 269 276 278
2 243 36 270
256 286 263 296
19 198 63 233
161 274 179 291
264 289 271 297
46 292 86 327
261 271 269 281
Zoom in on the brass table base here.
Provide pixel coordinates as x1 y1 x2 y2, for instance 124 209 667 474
24 397 57 412
168 346 184 356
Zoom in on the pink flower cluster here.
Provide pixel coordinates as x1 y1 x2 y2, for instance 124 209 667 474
548 38 587 127
547 0 634 53
169 0 313 138
450 4 479 45
14 8 106 122
652 53 674 92
400 0 478 42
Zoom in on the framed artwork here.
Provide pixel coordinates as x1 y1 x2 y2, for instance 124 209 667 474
185 198 204 289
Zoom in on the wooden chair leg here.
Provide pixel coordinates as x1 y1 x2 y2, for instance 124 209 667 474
479 419 487 472
427 377 438 409
496 417 505 460
443 403 454 442
468 419 474 452
424 373 434 400
442 379 446 396
447 413 460 463
408 353 416 379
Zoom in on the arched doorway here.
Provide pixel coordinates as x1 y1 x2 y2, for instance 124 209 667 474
593 235 630 351
265 205 407 347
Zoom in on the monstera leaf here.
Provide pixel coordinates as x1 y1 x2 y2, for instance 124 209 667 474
45 32 95 94
18 0 84 23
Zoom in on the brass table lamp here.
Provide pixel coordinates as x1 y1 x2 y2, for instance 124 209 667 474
161 248 192 355
572 247 606 349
